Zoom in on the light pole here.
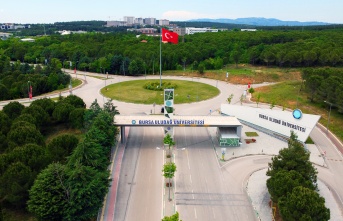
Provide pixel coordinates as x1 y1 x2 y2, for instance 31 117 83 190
296 80 305 109
152 58 154 75
324 101 333 134
69 78 72 95
75 61 78 79
144 62 146 79
27 81 32 99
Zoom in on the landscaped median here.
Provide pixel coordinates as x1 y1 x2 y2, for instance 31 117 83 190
100 79 220 104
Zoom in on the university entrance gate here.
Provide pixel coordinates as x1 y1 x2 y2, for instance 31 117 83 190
114 115 242 147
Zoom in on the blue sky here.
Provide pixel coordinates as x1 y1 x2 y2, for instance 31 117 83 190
1 0 342 24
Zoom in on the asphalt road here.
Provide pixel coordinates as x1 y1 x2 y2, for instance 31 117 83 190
2 70 342 219
115 126 164 221
174 127 258 221
310 126 343 206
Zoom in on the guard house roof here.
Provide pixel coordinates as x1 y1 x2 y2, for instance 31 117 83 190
114 115 242 127
218 127 240 138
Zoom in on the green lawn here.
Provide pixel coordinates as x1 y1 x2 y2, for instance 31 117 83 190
101 79 220 105
245 132 259 137
253 81 343 142
72 78 82 87
162 64 301 84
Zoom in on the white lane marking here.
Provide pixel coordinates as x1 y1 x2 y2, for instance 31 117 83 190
156 147 160 149
194 207 197 219
190 174 192 184
192 189 195 199
212 208 216 219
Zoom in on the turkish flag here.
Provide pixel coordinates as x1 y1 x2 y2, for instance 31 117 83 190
29 85 32 99
162 28 178 44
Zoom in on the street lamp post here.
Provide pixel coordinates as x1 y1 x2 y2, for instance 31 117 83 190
69 78 72 95
324 101 333 134
75 61 78 79
144 62 146 79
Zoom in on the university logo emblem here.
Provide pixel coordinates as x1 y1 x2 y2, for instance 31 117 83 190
292 109 302 120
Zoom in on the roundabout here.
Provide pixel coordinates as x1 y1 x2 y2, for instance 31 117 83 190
8 69 341 221
100 79 220 104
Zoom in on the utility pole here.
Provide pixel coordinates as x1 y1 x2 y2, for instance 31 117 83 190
122 60 125 76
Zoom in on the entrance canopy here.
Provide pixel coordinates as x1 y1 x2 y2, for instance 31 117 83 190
114 115 242 127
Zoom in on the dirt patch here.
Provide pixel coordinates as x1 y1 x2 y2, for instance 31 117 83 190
230 76 255 85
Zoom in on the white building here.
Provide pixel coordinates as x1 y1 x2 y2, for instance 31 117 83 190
0 32 12 40
185 27 218 35
127 28 157 34
241 29 257 32
144 18 156 25
134 18 144 25
158 19 169 26
106 21 127 27
20 38 35 42
1 23 14 30
124 16 135 26
221 104 320 143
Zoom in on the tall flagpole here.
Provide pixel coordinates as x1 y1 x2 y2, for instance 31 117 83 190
160 28 162 87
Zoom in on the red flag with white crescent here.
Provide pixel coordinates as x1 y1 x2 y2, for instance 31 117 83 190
162 28 178 44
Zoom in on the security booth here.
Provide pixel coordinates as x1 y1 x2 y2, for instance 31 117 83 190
217 127 242 147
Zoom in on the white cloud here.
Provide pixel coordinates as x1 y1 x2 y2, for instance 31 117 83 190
162 10 221 21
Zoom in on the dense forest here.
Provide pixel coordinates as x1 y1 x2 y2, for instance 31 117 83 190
0 97 119 220
1 29 343 104
0 55 71 100
5 21 129 37
7 20 343 37
302 68 343 112
1 29 343 74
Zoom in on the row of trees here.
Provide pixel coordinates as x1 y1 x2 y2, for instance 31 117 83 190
1 29 343 77
8 21 343 38
0 96 119 220
0 54 71 100
0 95 87 211
266 131 330 220
302 68 343 112
27 99 119 220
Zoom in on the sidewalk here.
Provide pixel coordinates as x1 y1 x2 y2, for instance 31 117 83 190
207 123 326 167
248 169 343 221
99 127 129 221
205 121 343 220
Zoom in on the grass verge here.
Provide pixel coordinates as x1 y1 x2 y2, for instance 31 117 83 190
252 81 343 142
245 132 259 137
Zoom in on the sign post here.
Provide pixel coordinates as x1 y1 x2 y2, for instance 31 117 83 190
221 148 226 161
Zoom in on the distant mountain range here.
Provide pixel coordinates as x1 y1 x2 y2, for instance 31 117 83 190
188 17 330 26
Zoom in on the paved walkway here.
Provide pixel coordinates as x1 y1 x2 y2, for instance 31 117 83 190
100 127 129 221
206 113 342 220
248 169 343 221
